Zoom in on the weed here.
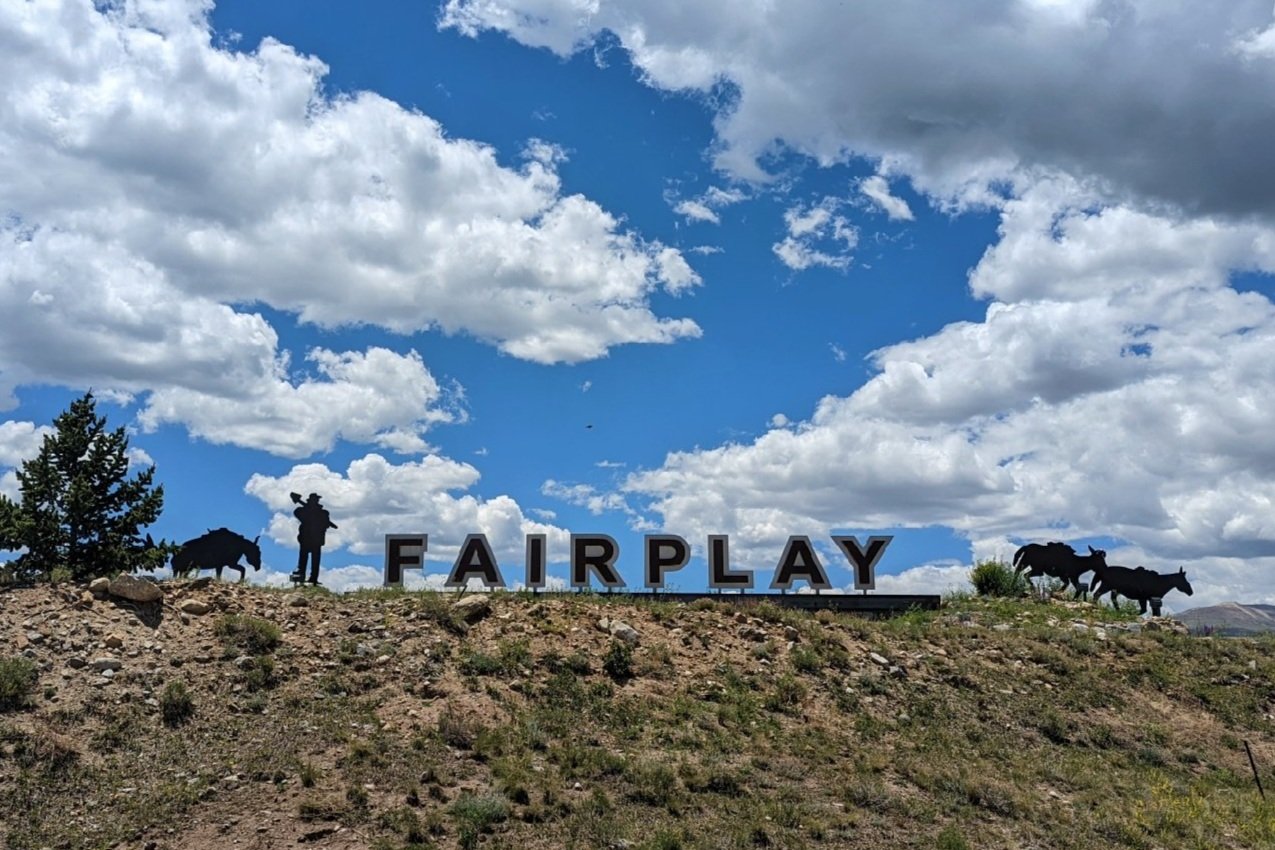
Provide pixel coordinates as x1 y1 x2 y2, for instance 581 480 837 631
765 672 807 713
0 657 37 712
603 639 635 680
299 760 320 788
438 703 481 750
214 614 281 655
241 654 276 691
624 759 681 809
458 649 505 677
450 792 509 848
158 680 194 727
790 644 823 674
935 825 971 850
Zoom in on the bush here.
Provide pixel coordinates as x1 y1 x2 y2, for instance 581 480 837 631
969 559 1029 597
214 615 282 655
603 640 634 681
0 657 37 712
450 792 509 849
159 680 194 726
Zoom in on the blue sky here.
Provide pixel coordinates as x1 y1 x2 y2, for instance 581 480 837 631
4 0 1275 607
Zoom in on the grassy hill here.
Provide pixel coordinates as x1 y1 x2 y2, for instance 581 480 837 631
2 580 1275 850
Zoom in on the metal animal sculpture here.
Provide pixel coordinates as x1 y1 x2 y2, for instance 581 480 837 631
1012 542 1108 597
171 528 262 582
1090 565 1193 614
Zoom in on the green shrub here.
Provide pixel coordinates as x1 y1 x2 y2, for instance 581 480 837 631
458 649 504 677
0 657 37 712
969 559 1028 597
450 792 509 849
214 614 281 655
603 640 635 681
159 680 194 726
936 825 971 850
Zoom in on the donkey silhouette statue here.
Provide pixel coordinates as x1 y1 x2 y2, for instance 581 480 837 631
1012 542 1108 597
172 528 262 582
1091 565 1193 614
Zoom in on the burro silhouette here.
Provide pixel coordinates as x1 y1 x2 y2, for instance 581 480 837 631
1091 565 1193 614
1012 542 1108 597
172 528 262 582
291 492 337 585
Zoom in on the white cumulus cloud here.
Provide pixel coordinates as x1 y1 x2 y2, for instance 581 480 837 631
0 0 703 445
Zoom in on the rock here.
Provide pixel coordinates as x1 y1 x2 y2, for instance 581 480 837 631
869 652 890 667
179 599 211 616
104 634 124 649
1144 618 1189 635
452 595 491 624
66 657 88 670
607 620 640 645
108 574 163 603
90 657 122 672
288 595 309 608
89 577 111 596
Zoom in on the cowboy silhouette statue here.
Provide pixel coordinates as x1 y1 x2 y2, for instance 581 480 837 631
290 492 337 586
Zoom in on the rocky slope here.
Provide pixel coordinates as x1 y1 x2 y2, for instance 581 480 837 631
1 579 1273 850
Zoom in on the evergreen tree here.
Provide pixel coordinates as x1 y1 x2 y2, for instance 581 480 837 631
0 392 166 582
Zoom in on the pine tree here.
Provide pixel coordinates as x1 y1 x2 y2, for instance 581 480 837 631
0 392 166 582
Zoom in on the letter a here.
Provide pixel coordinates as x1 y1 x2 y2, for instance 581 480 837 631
446 534 505 589
770 536 832 591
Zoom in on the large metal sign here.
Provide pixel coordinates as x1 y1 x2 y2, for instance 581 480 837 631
384 532 893 592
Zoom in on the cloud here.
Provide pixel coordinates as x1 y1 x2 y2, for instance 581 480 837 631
541 479 647 524
618 188 1275 596
674 200 720 225
0 420 51 468
443 0 1275 220
670 185 747 225
0 419 53 500
872 562 971 597
244 452 572 563
0 0 702 424
859 175 914 221
139 347 461 458
437 0 1275 603
772 199 858 271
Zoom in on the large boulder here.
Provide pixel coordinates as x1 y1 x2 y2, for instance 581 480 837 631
107 574 164 603
178 599 211 616
452 595 492 624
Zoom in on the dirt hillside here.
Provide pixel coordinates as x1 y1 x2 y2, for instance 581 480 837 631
2 579 1274 850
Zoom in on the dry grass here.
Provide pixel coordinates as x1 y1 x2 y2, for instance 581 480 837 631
0 581 1273 849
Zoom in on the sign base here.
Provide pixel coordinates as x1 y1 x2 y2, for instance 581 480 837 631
527 591 939 617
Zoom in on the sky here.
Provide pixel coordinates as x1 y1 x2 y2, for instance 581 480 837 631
3 0 1275 609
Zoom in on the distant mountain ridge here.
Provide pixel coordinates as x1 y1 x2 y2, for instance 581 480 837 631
1174 602 1275 635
